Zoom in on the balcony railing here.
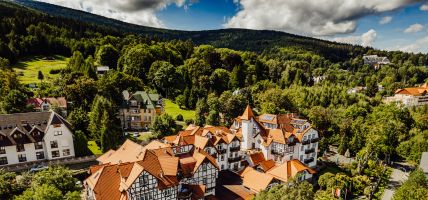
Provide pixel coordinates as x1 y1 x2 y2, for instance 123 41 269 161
311 138 319 143
229 146 240 152
218 149 227 154
305 148 315 154
304 157 314 164
228 156 242 163
302 140 310 145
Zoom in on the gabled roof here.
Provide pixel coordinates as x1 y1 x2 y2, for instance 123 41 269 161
259 160 276 172
240 167 274 192
249 152 265 166
0 111 72 146
241 105 255 120
266 159 315 182
85 162 134 200
97 139 170 164
395 83 428 96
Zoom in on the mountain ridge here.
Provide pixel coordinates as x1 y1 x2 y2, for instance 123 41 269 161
8 0 371 62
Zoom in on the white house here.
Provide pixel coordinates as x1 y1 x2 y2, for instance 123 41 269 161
0 111 75 166
231 105 319 170
384 83 428 107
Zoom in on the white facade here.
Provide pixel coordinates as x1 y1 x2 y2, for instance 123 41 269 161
0 112 75 166
384 93 428 107
236 112 319 174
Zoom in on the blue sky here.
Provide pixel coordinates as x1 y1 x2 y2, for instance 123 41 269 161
38 0 428 53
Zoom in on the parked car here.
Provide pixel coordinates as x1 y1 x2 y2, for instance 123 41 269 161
133 132 140 137
29 164 48 172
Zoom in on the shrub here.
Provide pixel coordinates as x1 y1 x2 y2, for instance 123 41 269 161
185 119 194 125
176 114 184 121
49 69 62 74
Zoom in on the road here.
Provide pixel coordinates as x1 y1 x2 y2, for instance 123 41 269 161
381 164 409 200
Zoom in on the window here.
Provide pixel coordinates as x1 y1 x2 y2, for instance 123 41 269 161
203 178 207 184
16 144 25 152
18 154 27 162
221 155 224 161
221 165 224 170
63 149 70 156
34 142 43 150
300 155 303 161
54 131 63 136
52 150 60 158
300 145 304 151
36 152 45 160
0 146 5 154
202 164 207 171
163 188 171 197
142 174 149 184
50 140 58 148
0 157 7 165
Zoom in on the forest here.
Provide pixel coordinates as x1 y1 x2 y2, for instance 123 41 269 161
0 1 427 199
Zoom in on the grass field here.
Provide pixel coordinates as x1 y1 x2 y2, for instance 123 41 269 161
87 141 102 155
12 55 68 84
164 99 195 120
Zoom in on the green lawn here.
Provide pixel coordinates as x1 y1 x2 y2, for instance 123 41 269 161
12 55 68 84
87 141 102 155
164 99 195 120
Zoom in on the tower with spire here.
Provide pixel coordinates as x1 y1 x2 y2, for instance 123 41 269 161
240 105 255 150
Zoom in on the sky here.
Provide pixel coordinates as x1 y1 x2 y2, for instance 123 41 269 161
35 0 428 53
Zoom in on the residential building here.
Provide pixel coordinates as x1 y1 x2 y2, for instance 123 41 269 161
231 105 319 169
384 83 428 107
163 125 245 172
0 111 75 166
363 55 391 69
27 97 68 116
119 90 164 131
84 139 219 200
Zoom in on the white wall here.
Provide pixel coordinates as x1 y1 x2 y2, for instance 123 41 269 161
44 123 75 160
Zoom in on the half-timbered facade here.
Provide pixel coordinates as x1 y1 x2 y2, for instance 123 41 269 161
84 140 219 200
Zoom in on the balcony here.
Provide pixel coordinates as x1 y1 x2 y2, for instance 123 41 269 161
228 156 242 163
305 148 315 154
218 149 227 154
302 139 310 145
229 146 240 152
271 149 283 156
304 157 314 164
311 137 319 143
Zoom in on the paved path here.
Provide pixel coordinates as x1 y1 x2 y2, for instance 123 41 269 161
381 166 409 200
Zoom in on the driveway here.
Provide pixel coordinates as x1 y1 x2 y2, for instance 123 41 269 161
381 164 410 200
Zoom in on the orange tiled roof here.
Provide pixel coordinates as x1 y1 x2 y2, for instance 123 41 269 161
249 152 265 166
97 139 170 164
266 159 315 182
259 159 276 172
85 162 135 200
240 167 274 192
223 185 256 200
395 83 428 96
241 105 255 120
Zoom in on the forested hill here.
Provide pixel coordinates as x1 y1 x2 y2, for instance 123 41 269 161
10 0 370 62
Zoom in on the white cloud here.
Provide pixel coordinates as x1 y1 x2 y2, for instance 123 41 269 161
399 36 428 53
404 23 424 33
333 29 377 47
225 0 422 36
379 16 392 25
421 4 428 10
35 0 191 28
